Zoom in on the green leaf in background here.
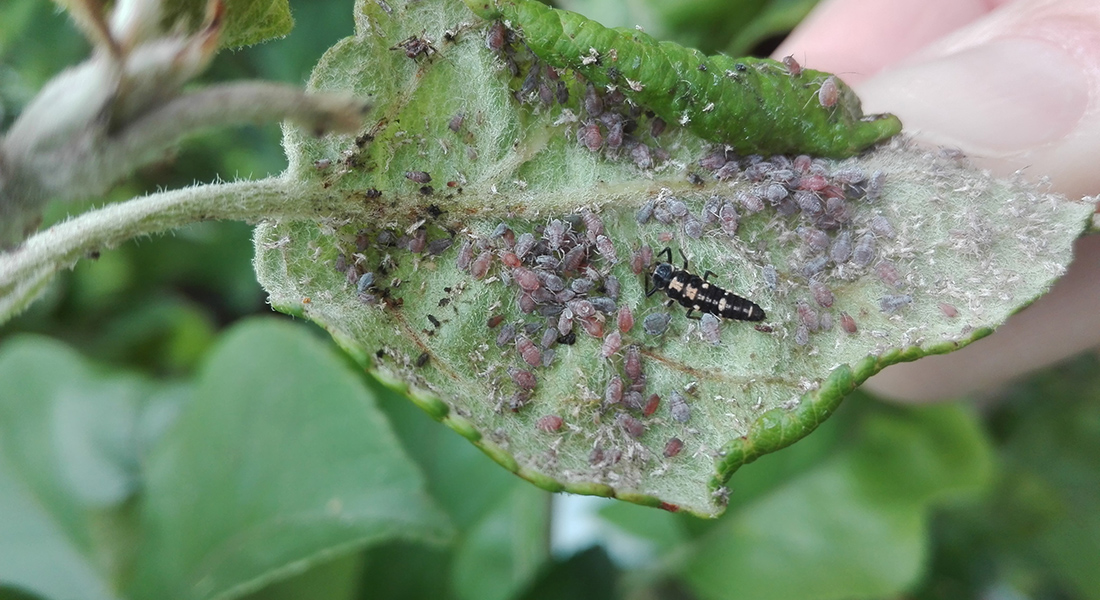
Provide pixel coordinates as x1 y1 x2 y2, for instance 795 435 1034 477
126 318 453 600
677 403 993 600
255 0 1092 515
0 336 149 600
167 0 294 49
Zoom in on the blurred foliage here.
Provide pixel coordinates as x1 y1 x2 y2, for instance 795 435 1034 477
2 1 1099 599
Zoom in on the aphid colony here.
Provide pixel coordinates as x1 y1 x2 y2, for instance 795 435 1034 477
485 15 674 169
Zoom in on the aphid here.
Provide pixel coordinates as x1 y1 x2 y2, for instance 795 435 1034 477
793 154 812 172
537 271 565 292
700 313 721 344
540 326 559 349
833 166 865 184
427 238 453 256
651 117 667 137
939 303 959 318
595 235 617 263
605 376 624 404
604 275 621 300
795 191 824 217
512 232 536 259
653 203 674 225
869 215 896 239
557 309 574 335
876 261 901 286
470 251 492 279
408 229 427 254
630 248 648 275
513 267 540 291
763 183 788 205
622 390 644 411
314 158 332 170
415 352 430 367
392 34 436 60
762 265 778 290
584 83 604 116
796 226 829 253
510 367 538 390
852 233 875 267
590 296 617 313
782 55 802 77
601 331 623 358
865 170 886 201
663 437 684 458
516 336 541 366
536 415 563 433
405 170 432 183
486 20 507 51
643 393 660 416
448 112 465 132
839 312 858 334
617 413 645 439
800 174 827 192
581 212 604 242
618 306 635 333
567 299 595 318
487 314 505 328
579 315 605 338
541 348 556 367
683 215 704 239
537 303 564 317
669 391 691 423
606 117 624 149
802 255 828 278
824 197 851 225
794 324 810 345
818 76 839 107
667 198 688 218
829 231 852 264
516 291 537 313
579 121 603 151
624 345 642 380
496 323 516 347
714 161 739 181
501 251 521 268
700 151 728 171
536 255 560 271
818 310 834 331
880 294 913 313
570 278 594 294
561 245 587 273
636 200 655 224
647 248 766 321
809 280 834 307
545 219 567 251
631 143 654 169
356 272 375 294
643 312 671 336
796 300 820 331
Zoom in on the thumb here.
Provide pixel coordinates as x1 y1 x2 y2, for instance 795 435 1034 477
855 0 1100 198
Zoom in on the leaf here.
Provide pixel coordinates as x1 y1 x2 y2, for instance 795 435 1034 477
125 319 453 600
254 0 1094 515
675 403 993 600
0 336 144 600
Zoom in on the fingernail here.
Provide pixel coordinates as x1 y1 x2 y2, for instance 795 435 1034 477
859 38 1088 153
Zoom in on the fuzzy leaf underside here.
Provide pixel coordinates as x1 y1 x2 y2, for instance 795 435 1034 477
253 0 1094 516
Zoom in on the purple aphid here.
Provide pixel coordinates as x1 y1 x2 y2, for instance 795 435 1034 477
809 280 835 307
794 324 810 346
940 303 959 318
684 215 704 239
580 122 602 151
516 336 542 366
818 76 839 107
590 296 617 314
516 291 537 314
762 265 778 290
540 326 559 349
631 143 654 169
605 376 624 404
797 226 829 253
448 112 465 132
486 20 506 51
829 231 853 264
876 261 901 286
496 323 516 347
663 437 684 458
700 313 721 344
852 233 875 267
797 300 821 331
557 309 574 335
802 255 828 278
795 191 824 217
719 203 740 237
427 238 453 256
715 161 739 181
606 117 624 149
583 212 604 241
869 215 896 239
839 312 858 334
819 311 834 331
405 170 431 183
584 83 604 116
643 312 671 336
545 219 567 251
562 245 587 273
595 235 617 263
866 170 886 201
536 415 563 433
624 345 642 380
515 232 537 258
669 391 691 423
763 183 789 205
617 414 645 439
653 204 674 225
703 196 722 223
579 314 605 338
510 367 537 390
570 278 595 295
537 271 565 292
471 251 492 279
782 55 802 76
604 275 621 300
667 198 688 218
567 299 596 318
833 166 865 185
513 267 540 291
737 190 765 213
601 330 623 358
636 200 655 224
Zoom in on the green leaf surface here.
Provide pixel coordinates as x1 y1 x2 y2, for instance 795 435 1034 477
253 0 1093 515
677 403 993 600
126 318 452 600
163 0 294 48
0 336 151 600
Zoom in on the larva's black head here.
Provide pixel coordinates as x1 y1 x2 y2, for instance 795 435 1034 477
651 262 674 290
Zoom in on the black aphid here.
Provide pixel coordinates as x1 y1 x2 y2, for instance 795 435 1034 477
646 248 765 322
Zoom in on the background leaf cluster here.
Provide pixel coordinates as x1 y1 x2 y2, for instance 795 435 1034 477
1 0 1098 599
